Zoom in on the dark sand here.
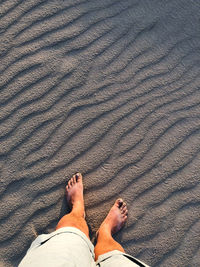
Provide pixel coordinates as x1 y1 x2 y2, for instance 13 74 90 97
0 0 200 266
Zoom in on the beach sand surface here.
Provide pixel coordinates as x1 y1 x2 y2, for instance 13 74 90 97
0 0 200 266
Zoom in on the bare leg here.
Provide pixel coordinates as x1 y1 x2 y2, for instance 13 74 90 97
94 199 128 261
56 173 89 238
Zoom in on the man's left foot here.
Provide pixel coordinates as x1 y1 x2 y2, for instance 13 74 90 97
66 173 85 217
96 198 128 237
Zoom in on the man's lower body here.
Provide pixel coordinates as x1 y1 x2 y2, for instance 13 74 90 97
19 173 149 267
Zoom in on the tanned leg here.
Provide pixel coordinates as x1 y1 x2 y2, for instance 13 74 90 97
56 173 89 238
94 199 128 261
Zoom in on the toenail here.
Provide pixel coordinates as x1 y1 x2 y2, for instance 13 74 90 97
118 200 123 208
75 173 79 180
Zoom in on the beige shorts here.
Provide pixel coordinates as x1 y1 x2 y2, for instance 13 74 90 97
19 227 150 267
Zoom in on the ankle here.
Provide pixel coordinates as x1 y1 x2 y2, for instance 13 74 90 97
71 209 85 219
97 228 112 243
99 223 112 236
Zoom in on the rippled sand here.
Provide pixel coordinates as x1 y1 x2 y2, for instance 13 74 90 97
0 1 200 266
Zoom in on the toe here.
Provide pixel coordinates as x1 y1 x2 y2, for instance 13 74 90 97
75 172 82 182
122 216 128 222
122 204 127 212
122 209 128 216
122 207 127 214
122 202 127 209
116 198 123 208
72 175 76 184
70 178 73 186
120 202 126 212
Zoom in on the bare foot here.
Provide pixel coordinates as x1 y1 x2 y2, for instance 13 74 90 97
66 172 85 217
97 198 128 236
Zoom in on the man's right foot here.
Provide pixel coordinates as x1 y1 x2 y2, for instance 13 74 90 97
66 172 85 217
97 198 128 236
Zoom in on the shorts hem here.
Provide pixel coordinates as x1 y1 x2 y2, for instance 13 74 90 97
29 226 94 258
96 250 149 267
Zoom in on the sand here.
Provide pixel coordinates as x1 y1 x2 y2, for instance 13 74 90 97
0 0 200 266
